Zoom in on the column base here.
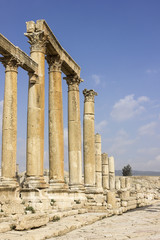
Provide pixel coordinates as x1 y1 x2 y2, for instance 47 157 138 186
0 177 19 187
23 176 48 189
95 187 104 194
69 183 85 192
84 184 97 193
49 180 68 190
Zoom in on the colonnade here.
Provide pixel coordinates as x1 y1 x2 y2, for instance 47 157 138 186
0 20 116 193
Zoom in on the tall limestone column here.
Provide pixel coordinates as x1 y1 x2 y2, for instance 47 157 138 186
95 133 103 190
25 30 47 188
108 156 115 190
46 55 65 188
64 75 83 189
102 153 109 190
0 56 19 185
83 89 97 189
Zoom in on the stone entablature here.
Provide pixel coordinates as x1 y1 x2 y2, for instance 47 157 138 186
0 33 38 73
26 20 81 77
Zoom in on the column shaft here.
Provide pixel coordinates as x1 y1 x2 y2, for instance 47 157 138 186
65 75 82 189
109 156 115 190
25 31 47 188
102 153 109 190
95 133 102 189
46 55 64 186
83 89 97 188
1 57 18 185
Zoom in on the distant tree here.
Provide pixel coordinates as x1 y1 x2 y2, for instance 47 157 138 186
122 164 132 176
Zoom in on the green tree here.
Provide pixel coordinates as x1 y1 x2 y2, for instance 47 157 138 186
122 164 132 176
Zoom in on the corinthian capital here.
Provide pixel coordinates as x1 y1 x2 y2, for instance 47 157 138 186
46 55 62 72
25 31 48 53
83 89 98 102
64 75 83 91
0 56 20 72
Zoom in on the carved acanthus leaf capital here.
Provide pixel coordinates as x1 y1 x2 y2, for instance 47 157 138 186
46 55 62 72
0 56 20 71
64 75 83 90
83 89 98 102
25 31 48 53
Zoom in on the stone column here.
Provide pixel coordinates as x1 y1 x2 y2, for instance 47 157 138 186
64 75 83 189
83 89 97 189
120 177 126 189
95 133 103 190
25 30 47 188
102 153 109 190
0 56 19 185
46 55 65 188
125 177 131 189
108 156 115 190
115 178 121 190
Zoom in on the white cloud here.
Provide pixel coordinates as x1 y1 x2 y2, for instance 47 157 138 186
137 147 159 155
138 122 157 135
145 154 160 170
155 155 160 162
146 69 160 74
111 94 149 121
109 129 135 155
0 100 3 134
92 74 101 85
95 120 108 133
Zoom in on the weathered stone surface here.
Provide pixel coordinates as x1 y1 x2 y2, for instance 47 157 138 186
0 33 38 73
2 200 24 215
51 201 160 240
65 76 83 189
83 89 97 188
0 222 10 233
46 56 64 187
16 213 49 230
95 133 102 190
25 31 47 189
102 153 109 190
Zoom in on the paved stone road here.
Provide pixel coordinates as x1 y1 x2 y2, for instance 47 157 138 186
51 201 160 240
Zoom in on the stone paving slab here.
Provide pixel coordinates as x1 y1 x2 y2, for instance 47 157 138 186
0 212 107 240
50 201 160 240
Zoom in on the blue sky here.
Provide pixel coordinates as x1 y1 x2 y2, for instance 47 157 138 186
0 0 160 172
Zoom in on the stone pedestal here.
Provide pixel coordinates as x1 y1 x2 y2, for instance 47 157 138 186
115 177 121 190
0 56 19 186
64 75 83 190
108 156 115 190
46 55 65 189
83 89 97 189
107 191 117 209
25 31 48 188
95 133 103 191
125 177 131 189
120 177 126 189
102 153 109 190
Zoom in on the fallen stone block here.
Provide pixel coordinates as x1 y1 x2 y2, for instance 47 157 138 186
16 213 49 230
0 222 11 233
